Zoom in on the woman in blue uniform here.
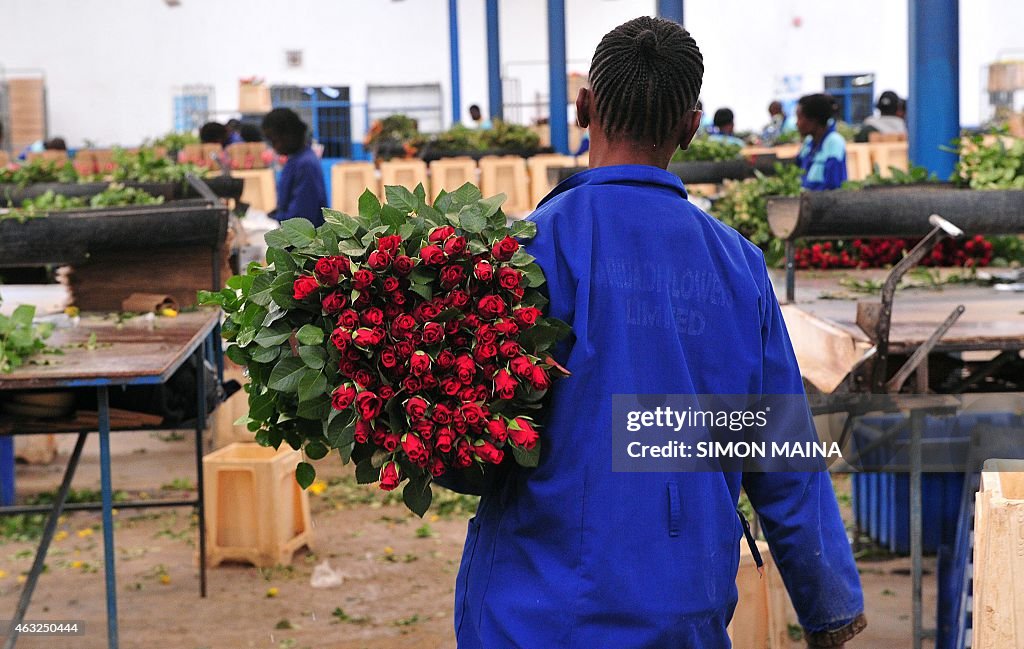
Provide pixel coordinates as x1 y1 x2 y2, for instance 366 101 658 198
451 16 865 649
261 108 327 227
796 93 848 190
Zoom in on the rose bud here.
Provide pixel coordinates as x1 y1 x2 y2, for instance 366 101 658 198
370 327 386 345
372 427 388 445
473 439 504 464
383 432 401 452
443 236 467 257
500 340 520 358
477 295 507 319
448 290 470 309
455 439 474 468
292 275 319 300
474 343 499 364
402 434 430 466
513 306 542 328
440 377 462 396
428 456 446 478
354 418 373 444
384 304 404 320
382 276 400 292
473 260 494 282
491 235 519 262
389 290 408 306
462 314 481 330
509 417 539 450
377 234 403 255
530 365 552 390
402 375 422 393
474 384 490 401
422 374 439 390
330 328 353 352
395 341 415 358
405 396 429 420
440 265 466 288
421 322 445 345
486 418 508 442
322 291 348 315
380 347 399 368
314 257 342 286
354 292 372 309
367 249 392 270
454 355 477 383
393 314 417 336
358 307 383 327
493 369 518 399
419 245 446 267
437 350 456 370
495 319 520 336
336 309 360 330
431 403 454 424
353 369 376 388
353 328 380 348
412 419 434 440
460 402 487 425
379 385 396 400
428 225 455 242
352 269 375 290
379 461 401 491
331 384 357 411
339 360 357 377
355 391 384 421
476 324 498 344
410 351 432 376
497 267 522 291
392 255 415 275
510 355 534 377
435 427 455 452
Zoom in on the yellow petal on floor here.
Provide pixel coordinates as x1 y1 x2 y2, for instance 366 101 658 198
54 531 69 541
159 574 171 585
265 587 279 598
76 528 94 538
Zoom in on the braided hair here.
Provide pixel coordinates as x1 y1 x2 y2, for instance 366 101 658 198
588 16 704 143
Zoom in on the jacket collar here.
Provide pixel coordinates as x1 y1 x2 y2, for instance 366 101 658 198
538 164 689 208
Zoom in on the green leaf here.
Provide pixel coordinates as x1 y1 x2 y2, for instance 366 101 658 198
296 324 324 345
268 357 308 393
298 371 328 402
355 459 379 484
196 290 223 306
433 189 452 214
379 204 406 231
248 274 275 306
358 190 381 220
265 246 297 271
510 249 537 267
305 441 329 461
280 218 317 248
450 183 483 209
402 477 433 517
418 201 445 226
409 283 433 301
511 442 541 468
253 321 292 347
385 185 419 213
338 240 367 257
250 345 280 364
326 411 356 448
264 228 291 249
458 204 488 233
295 462 316 489
478 194 506 218
510 219 537 240
398 222 416 240
413 183 427 202
298 345 327 370
224 344 248 366
522 263 545 287
11 305 35 328
296 394 331 420
323 208 361 238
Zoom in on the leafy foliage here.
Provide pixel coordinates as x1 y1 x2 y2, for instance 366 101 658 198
709 163 803 265
671 137 743 163
0 302 54 373
3 184 164 222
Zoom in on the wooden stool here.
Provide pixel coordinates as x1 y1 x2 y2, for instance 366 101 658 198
379 159 428 195
479 155 530 215
527 154 577 207
202 442 312 568
845 143 873 181
331 161 378 215
232 169 277 212
428 157 477 201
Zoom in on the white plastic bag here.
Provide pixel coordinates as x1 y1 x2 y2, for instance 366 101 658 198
310 559 344 589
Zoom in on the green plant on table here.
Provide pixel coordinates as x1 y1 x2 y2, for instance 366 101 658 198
108 147 199 184
0 303 54 373
671 137 743 163
0 158 79 186
841 164 940 190
3 184 163 221
950 132 1024 189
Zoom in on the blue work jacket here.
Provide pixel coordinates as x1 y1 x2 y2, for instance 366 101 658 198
274 146 326 226
453 164 863 648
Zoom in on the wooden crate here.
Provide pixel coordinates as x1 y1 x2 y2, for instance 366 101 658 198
428 157 477 199
869 142 909 177
973 458 1024 648
7 78 46 151
479 155 530 215
239 83 272 114
211 362 253 449
330 161 378 215
728 540 796 649
526 154 576 207
202 442 312 568
232 168 277 212
379 159 428 194
846 143 873 181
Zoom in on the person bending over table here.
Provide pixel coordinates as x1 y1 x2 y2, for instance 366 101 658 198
262 108 327 227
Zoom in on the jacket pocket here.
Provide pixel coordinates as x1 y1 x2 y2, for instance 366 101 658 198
454 516 481 637
667 481 681 537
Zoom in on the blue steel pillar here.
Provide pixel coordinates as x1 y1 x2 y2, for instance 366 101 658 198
656 0 684 24
908 0 959 179
449 0 463 125
486 0 503 121
547 0 568 154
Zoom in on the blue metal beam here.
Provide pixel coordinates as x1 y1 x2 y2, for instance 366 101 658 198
656 0 684 24
486 0 503 121
908 0 959 179
548 0 568 154
449 0 462 125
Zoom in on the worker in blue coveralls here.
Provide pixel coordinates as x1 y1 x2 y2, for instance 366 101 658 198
796 93 848 190
261 108 327 227
447 16 866 649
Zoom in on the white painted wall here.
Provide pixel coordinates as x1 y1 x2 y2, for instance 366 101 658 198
1 0 1021 149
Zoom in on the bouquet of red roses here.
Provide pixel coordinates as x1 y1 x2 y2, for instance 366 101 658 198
200 183 569 515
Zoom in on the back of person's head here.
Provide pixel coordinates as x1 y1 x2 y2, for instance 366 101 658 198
261 108 308 154
199 121 228 144
44 137 67 151
226 118 242 132
713 108 734 129
588 16 703 143
797 94 834 127
239 123 264 143
877 90 900 116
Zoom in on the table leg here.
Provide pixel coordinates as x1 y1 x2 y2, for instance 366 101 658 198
3 433 88 649
0 437 14 507
195 345 208 598
910 409 923 649
97 386 119 649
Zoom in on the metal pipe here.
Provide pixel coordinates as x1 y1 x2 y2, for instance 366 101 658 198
910 408 924 649
448 0 462 125
195 345 208 599
486 0 503 121
98 386 119 648
547 0 568 154
656 0 684 23
909 0 959 179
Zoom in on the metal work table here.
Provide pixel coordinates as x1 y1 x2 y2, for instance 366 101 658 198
0 309 220 649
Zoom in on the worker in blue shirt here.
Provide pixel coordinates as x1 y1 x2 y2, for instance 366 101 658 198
449 16 865 649
706 107 747 147
796 94 848 190
261 108 327 226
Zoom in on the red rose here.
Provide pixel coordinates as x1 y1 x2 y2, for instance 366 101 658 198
383 432 401 452
339 360 357 377
354 418 373 443
372 427 388 446
530 365 551 390
389 290 408 306
497 267 522 291
405 396 429 420
354 291 372 308
455 439 473 468
314 257 344 286
384 303 404 320
431 403 454 425
493 369 518 399
382 277 400 292
462 314 481 330
443 236 467 257
437 350 456 370
402 434 430 466
345 347 363 361
420 245 446 266
440 377 462 396
377 234 403 255
491 235 519 261
461 402 487 425
476 324 498 345
380 347 399 369
495 320 520 336
293 275 319 300
486 418 508 442
448 290 470 308
510 355 534 377
331 384 357 410
359 307 384 327
355 391 383 421
421 322 445 345
499 340 520 358
513 306 542 328
458 387 477 402
379 385 396 400
379 461 400 491
392 314 417 337
474 439 504 464
477 295 507 319
353 328 380 348
412 419 433 439
473 260 493 282
322 291 347 314
410 351 432 376
393 255 415 275
435 427 455 452
330 328 353 352
422 374 439 390
352 269 375 290
402 375 423 393
428 225 456 242
473 384 490 401
508 417 539 450
336 309 360 330
395 341 415 358
440 264 466 288
353 369 375 388
454 355 477 383
453 418 469 435
428 456 446 478
367 250 391 270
